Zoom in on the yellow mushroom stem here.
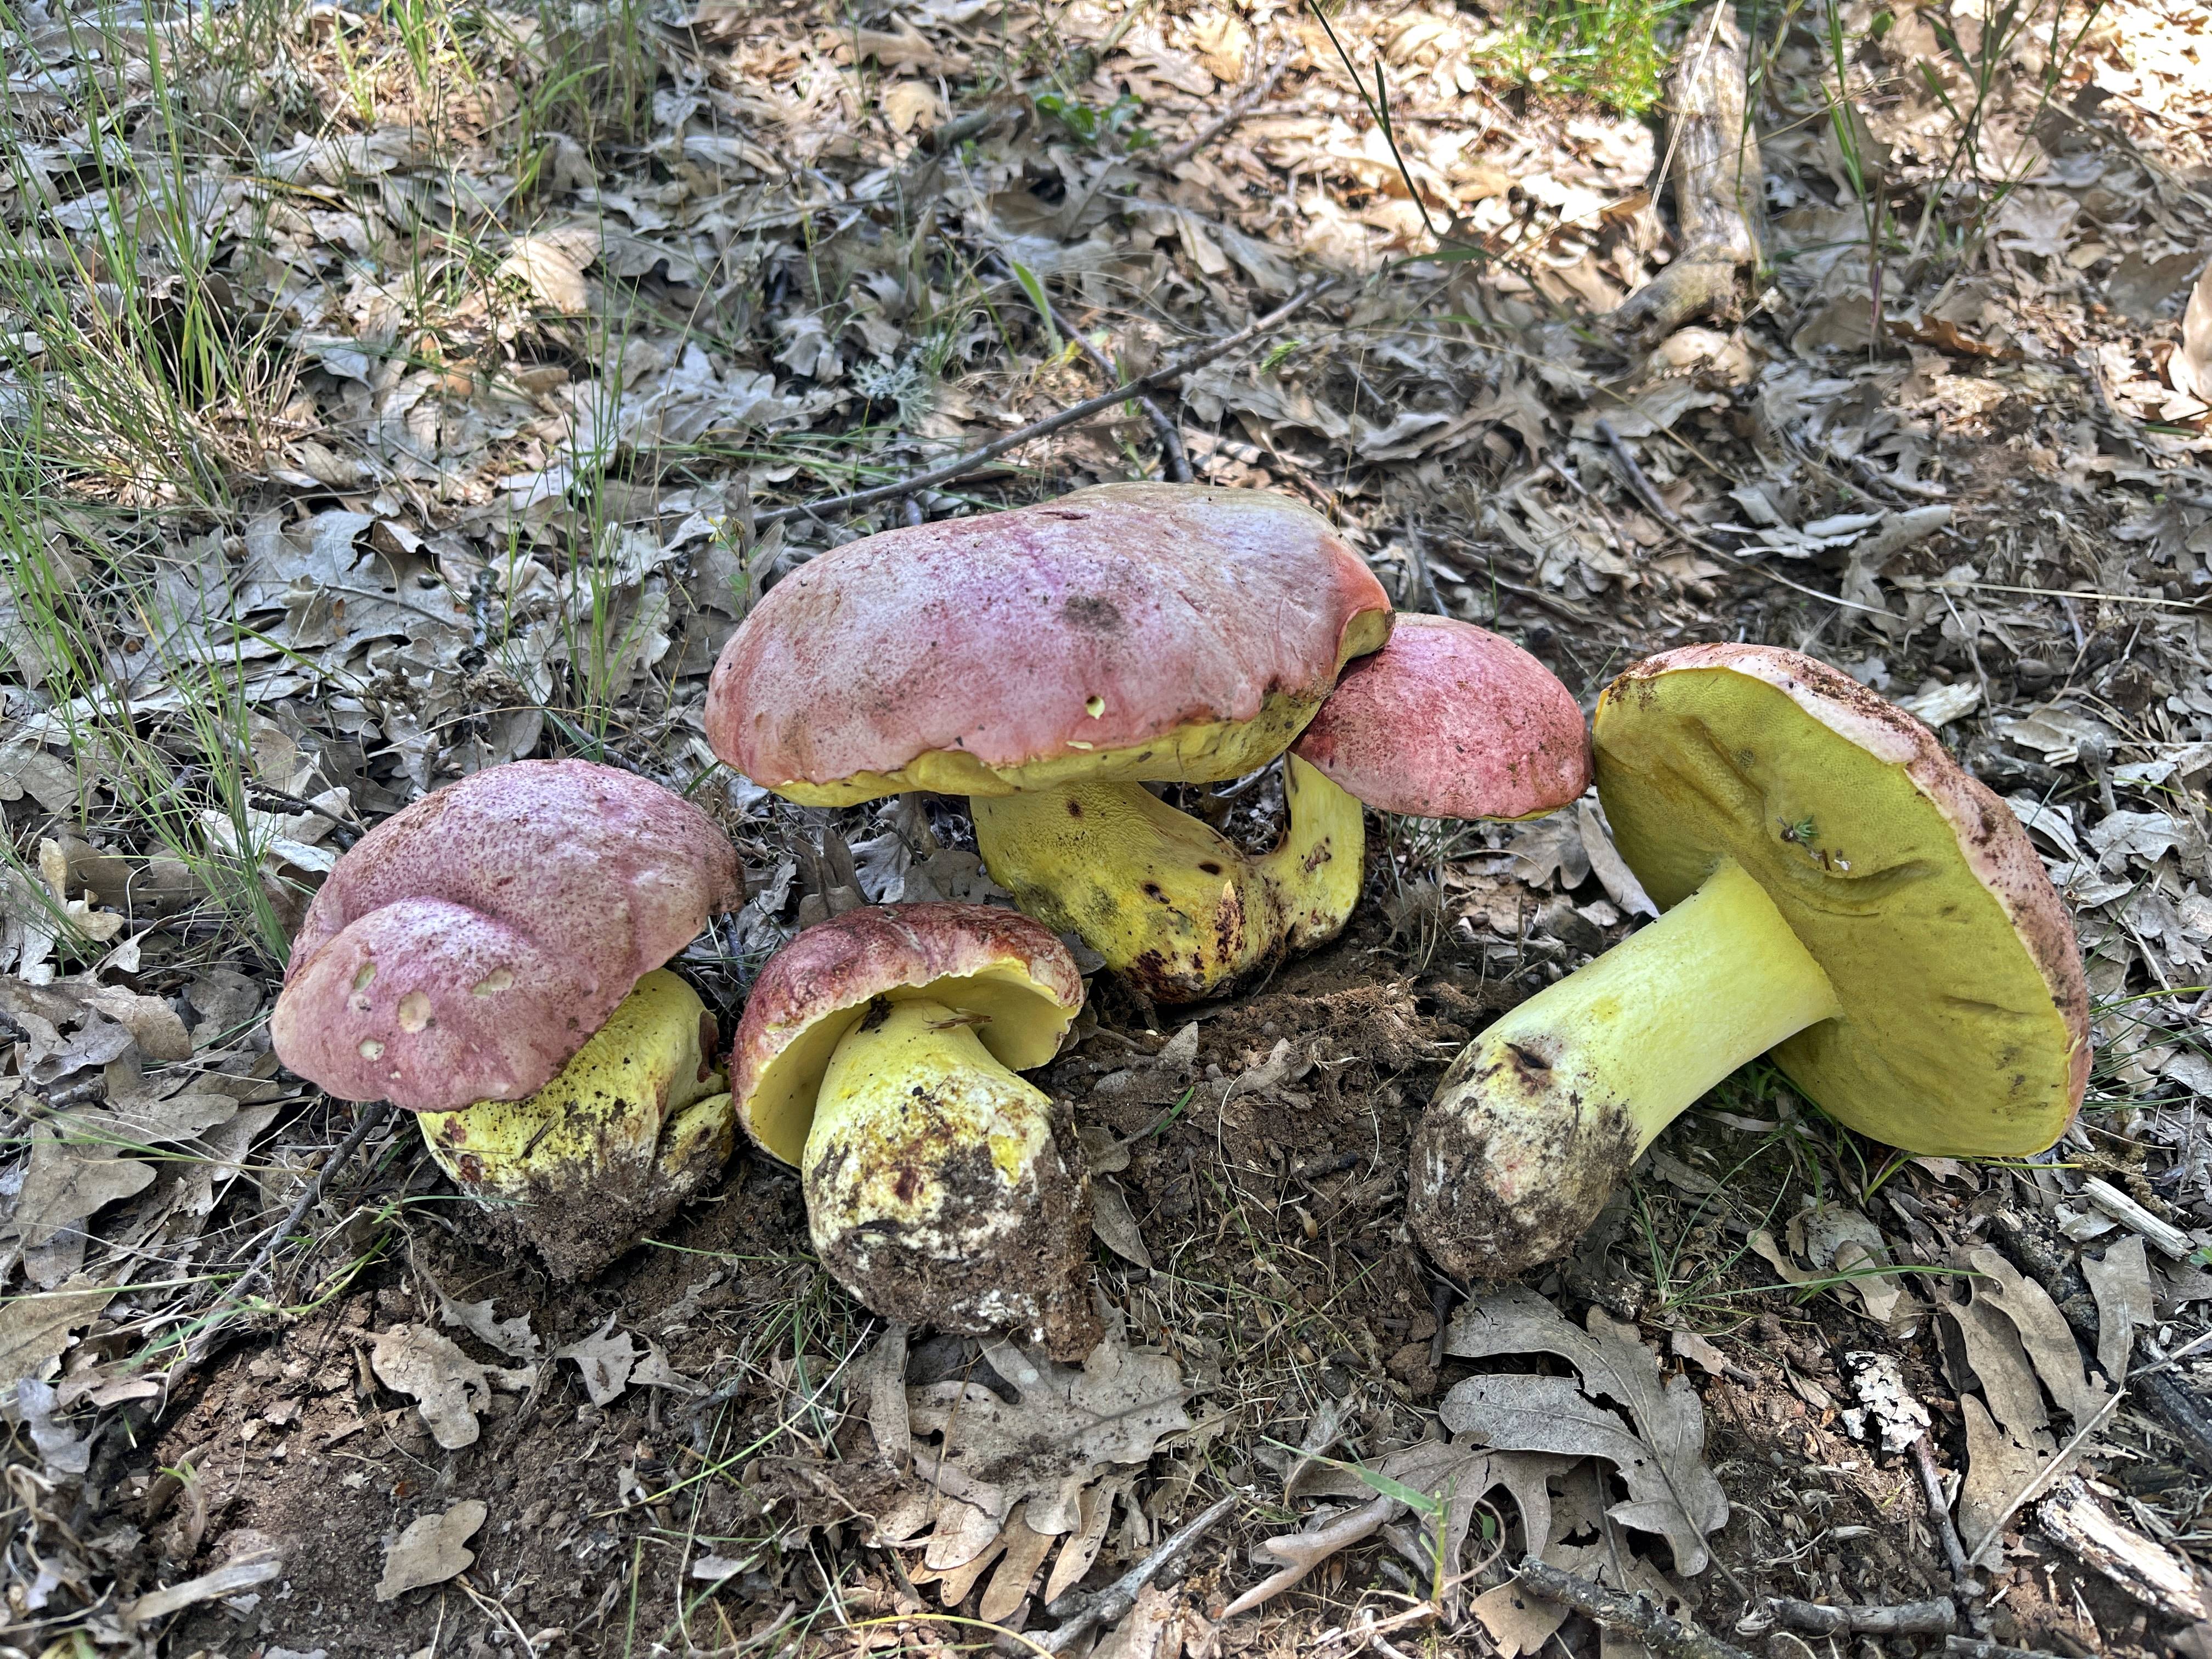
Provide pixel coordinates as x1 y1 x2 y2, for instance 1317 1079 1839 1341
969 755 1365 1004
417 969 736 1278
1410 857 1843 1279
804 997 1092 1352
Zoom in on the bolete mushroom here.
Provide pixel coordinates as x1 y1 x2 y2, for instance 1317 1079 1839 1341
705 483 1400 1001
730 904 1096 1356
980 612 1594 984
270 759 743 1277
1409 645 2091 1278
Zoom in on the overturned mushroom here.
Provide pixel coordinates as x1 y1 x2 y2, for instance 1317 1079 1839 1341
705 483 1394 1002
271 760 743 1277
731 904 1096 1356
1410 646 2090 1278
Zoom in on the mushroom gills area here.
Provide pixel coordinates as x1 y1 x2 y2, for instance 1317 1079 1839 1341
766 684 1349 806
416 969 735 1278
805 998 1093 1354
970 756 1364 1003
1598 663 2084 1154
1410 858 1841 1278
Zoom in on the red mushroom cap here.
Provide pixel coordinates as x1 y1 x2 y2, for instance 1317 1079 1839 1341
1291 614 1592 820
705 484 1392 798
731 904 1084 1165
271 760 741 1111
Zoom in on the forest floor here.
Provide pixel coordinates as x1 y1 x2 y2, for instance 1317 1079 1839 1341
4 1 2212 1656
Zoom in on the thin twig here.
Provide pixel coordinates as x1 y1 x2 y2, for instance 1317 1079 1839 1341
759 281 1333 526
1910 1434 1977 1587
161 1097 395 1396
1156 49 1297 168
1963 1388 2125 1567
989 256 1190 482
1512 1556 1756 1659
1592 417 1892 617
1039 1492 1237 1652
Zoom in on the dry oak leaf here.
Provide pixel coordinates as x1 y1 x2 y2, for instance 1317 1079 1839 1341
376 1500 487 1600
371 1324 491 1450
1442 1286 1728 1573
905 1312 1190 1549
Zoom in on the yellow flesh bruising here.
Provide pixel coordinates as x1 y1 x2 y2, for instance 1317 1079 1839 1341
970 755 1365 1003
418 969 733 1199
765 609 1391 807
1409 859 1839 1278
804 999 1067 1330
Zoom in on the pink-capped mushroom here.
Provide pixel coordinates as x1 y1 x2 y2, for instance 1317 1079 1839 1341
730 904 1096 1357
272 760 743 1277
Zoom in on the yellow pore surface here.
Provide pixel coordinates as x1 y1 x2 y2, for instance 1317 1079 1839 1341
1595 667 2083 1156
742 964 1075 1167
417 968 731 1193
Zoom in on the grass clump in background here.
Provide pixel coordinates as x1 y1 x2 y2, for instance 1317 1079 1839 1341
1474 0 1698 114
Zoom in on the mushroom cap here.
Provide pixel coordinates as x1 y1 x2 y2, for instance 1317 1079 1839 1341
272 760 742 1112
1593 644 2090 1156
732 904 1084 1165
704 484 1393 805
1291 614 1592 820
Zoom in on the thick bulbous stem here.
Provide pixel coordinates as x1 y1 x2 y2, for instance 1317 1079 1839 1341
969 757 1365 1003
1409 857 1842 1278
417 969 736 1279
804 998 1097 1357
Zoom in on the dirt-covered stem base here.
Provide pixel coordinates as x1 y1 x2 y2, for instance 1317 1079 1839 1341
417 970 736 1280
1410 857 1842 1277
805 998 1097 1357
970 756 1364 1004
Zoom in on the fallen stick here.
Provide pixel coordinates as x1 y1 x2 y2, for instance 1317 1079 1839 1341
1909 1434 1979 1587
1511 1556 1756 1659
1607 2 1760 344
1944 1639 2079 1659
759 280 1332 527
988 254 1190 484
1767 1596 1956 1636
1985 1210 2212 1472
1039 1492 1237 1652
1963 1390 2125 1568
162 1097 395 1397
1156 48 1296 168
1592 417 1892 619
1221 1493 1402 1620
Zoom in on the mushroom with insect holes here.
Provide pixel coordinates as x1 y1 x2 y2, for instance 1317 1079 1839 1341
704 483 1395 1003
1409 645 2091 1279
730 904 1096 1357
270 759 743 1279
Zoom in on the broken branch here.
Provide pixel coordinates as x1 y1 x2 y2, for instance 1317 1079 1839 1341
1221 1493 1403 1619
1039 1492 1237 1652
1511 1556 1757 1659
1608 2 1760 345
760 280 1333 526
1767 1596 1957 1637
